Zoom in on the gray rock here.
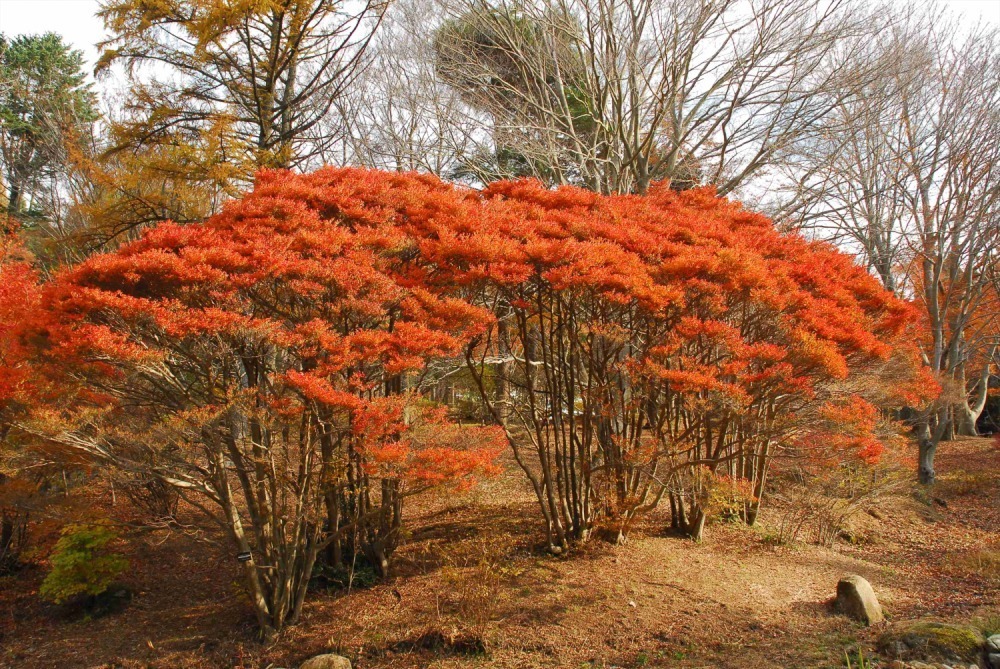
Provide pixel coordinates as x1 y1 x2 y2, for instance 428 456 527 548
834 574 884 625
988 652 1000 669
299 654 352 669
988 633 1000 652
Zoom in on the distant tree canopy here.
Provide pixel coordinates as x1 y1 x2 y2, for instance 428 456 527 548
60 0 388 249
94 0 386 187
427 0 870 195
0 33 97 223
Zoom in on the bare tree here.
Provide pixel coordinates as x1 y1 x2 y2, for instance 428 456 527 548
431 0 878 194
769 20 924 293
905 25 1000 468
328 0 486 177
779 10 1000 482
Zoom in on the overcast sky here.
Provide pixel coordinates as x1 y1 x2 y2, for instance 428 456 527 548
1 0 998 76
2 0 108 70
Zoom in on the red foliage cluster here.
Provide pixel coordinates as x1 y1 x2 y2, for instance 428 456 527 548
20 169 508 634
0 226 40 425
42 169 502 490
383 175 930 542
0 167 931 630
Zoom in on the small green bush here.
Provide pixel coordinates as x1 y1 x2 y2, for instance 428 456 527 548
39 523 128 604
310 559 380 592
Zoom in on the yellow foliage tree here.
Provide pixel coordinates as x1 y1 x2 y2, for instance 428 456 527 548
81 0 387 242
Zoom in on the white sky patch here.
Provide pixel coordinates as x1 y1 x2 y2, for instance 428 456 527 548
0 0 106 71
1 0 997 73
942 0 1000 29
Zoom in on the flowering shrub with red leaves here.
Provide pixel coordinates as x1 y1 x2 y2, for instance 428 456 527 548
0 226 43 569
408 178 931 544
5 167 931 632
28 169 503 636
0 227 39 426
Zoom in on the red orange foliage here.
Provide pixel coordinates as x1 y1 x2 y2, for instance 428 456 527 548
0 225 40 424
408 177 930 543
27 169 504 636
0 224 46 569
1 167 930 631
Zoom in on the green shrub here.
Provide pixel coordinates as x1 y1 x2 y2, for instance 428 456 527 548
310 559 380 592
39 523 128 604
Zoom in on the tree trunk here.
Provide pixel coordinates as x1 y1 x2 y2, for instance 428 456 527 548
941 408 955 441
741 442 770 526
955 402 979 437
957 355 994 437
324 490 342 568
669 492 706 541
0 514 14 565
494 318 511 424
685 506 706 542
918 435 936 484
7 178 21 217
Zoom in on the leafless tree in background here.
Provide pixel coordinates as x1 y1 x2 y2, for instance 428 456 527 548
327 0 486 176
777 11 1000 482
768 17 926 293
430 0 879 194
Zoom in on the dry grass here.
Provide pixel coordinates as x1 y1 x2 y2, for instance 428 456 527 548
951 546 1000 583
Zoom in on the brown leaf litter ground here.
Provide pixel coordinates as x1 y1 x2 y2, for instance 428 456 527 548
1 437 997 669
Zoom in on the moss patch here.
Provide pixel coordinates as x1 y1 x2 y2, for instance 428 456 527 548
877 620 985 662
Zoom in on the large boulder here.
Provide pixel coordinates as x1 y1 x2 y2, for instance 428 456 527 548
987 633 1000 669
299 654 352 669
834 574 884 625
877 621 985 664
